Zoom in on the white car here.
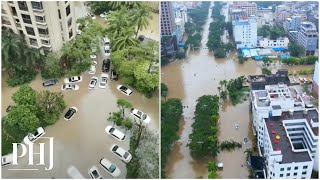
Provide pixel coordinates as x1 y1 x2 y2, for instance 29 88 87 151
1 154 13 167
67 165 85 179
23 127 45 145
105 126 126 141
99 73 108 89
99 12 108 18
61 84 80 91
88 61 97 74
88 165 103 179
90 54 97 59
64 76 82 83
99 158 121 177
89 76 98 89
87 12 96 19
103 37 110 46
64 107 78 121
117 85 133 96
130 108 151 125
104 46 111 57
110 144 132 163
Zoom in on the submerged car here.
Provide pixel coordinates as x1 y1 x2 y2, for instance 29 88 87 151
64 76 82 83
99 158 121 177
88 165 103 179
116 85 133 96
99 74 108 89
88 61 97 75
23 127 45 145
87 12 96 19
111 69 118 81
130 108 151 125
43 79 58 87
104 46 111 57
110 144 132 163
105 126 126 141
64 107 78 121
102 59 110 73
61 84 79 91
89 77 98 89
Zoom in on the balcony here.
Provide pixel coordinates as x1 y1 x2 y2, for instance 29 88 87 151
36 19 47 26
33 10 45 16
39 33 49 39
41 42 52 48
30 41 39 48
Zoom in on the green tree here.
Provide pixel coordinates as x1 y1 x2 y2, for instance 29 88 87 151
6 105 39 132
161 83 168 100
41 53 65 79
107 1 142 10
105 9 134 40
288 43 305 57
132 4 152 37
12 85 37 107
117 99 133 118
122 118 133 132
214 48 226 58
262 67 272 75
112 33 139 51
36 90 67 125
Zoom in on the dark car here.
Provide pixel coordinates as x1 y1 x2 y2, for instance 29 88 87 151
43 79 58 87
111 69 118 81
64 107 78 121
6 106 14 112
102 59 111 72
138 35 145 42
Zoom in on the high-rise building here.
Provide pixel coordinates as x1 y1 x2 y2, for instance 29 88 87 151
161 1 177 58
275 5 291 25
297 22 318 55
1 1 77 52
250 83 319 179
283 16 301 32
174 7 187 43
232 16 257 49
230 2 257 17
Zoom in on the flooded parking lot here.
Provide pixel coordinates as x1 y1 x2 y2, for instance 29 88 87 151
1 42 159 178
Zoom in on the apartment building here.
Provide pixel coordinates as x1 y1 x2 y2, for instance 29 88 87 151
230 2 257 17
250 83 318 179
161 1 177 58
297 22 318 56
258 37 289 49
275 5 291 25
1 1 76 52
283 16 301 32
232 16 257 49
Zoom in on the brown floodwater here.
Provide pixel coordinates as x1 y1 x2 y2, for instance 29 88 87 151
161 1 315 179
1 39 159 178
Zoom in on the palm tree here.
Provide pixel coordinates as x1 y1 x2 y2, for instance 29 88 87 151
105 9 134 39
107 1 142 10
132 4 152 37
112 34 139 51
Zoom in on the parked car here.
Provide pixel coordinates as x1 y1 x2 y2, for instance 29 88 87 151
111 69 118 81
89 61 97 74
64 107 78 121
103 37 110 46
305 104 314 108
88 165 103 179
43 79 58 87
61 84 79 91
99 158 121 177
138 35 145 41
1 154 13 167
116 85 133 96
24 127 45 145
105 126 126 141
67 165 85 179
87 12 96 19
130 108 151 125
99 74 108 89
6 105 14 112
64 76 82 83
104 46 111 57
89 77 98 89
110 144 132 163
99 12 108 18
102 59 110 72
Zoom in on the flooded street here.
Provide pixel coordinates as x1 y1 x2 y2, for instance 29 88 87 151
1 40 159 178
161 1 314 178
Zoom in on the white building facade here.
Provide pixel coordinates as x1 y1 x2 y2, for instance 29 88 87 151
258 37 289 48
297 22 318 55
1 1 77 52
250 84 319 179
232 16 257 49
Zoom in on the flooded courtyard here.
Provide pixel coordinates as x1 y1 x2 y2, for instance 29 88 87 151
161 2 315 179
1 41 159 178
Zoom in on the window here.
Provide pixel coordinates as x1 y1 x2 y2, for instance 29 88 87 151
25 27 35 36
29 38 37 45
31 1 43 10
38 28 48 35
294 166 298 170
67 18 72 27
68 29 73 39
303 166 307 169
280 174 283 177
287 167 291 171
41 40 49 44
21 14 32 24
280 168 284 171
35 16 45 22
302 172 307 175
18 1 28 11
286 173 290 176
66 5 70 16
293 172 297 176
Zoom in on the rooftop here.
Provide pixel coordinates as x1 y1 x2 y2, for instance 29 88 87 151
264 109 318 163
